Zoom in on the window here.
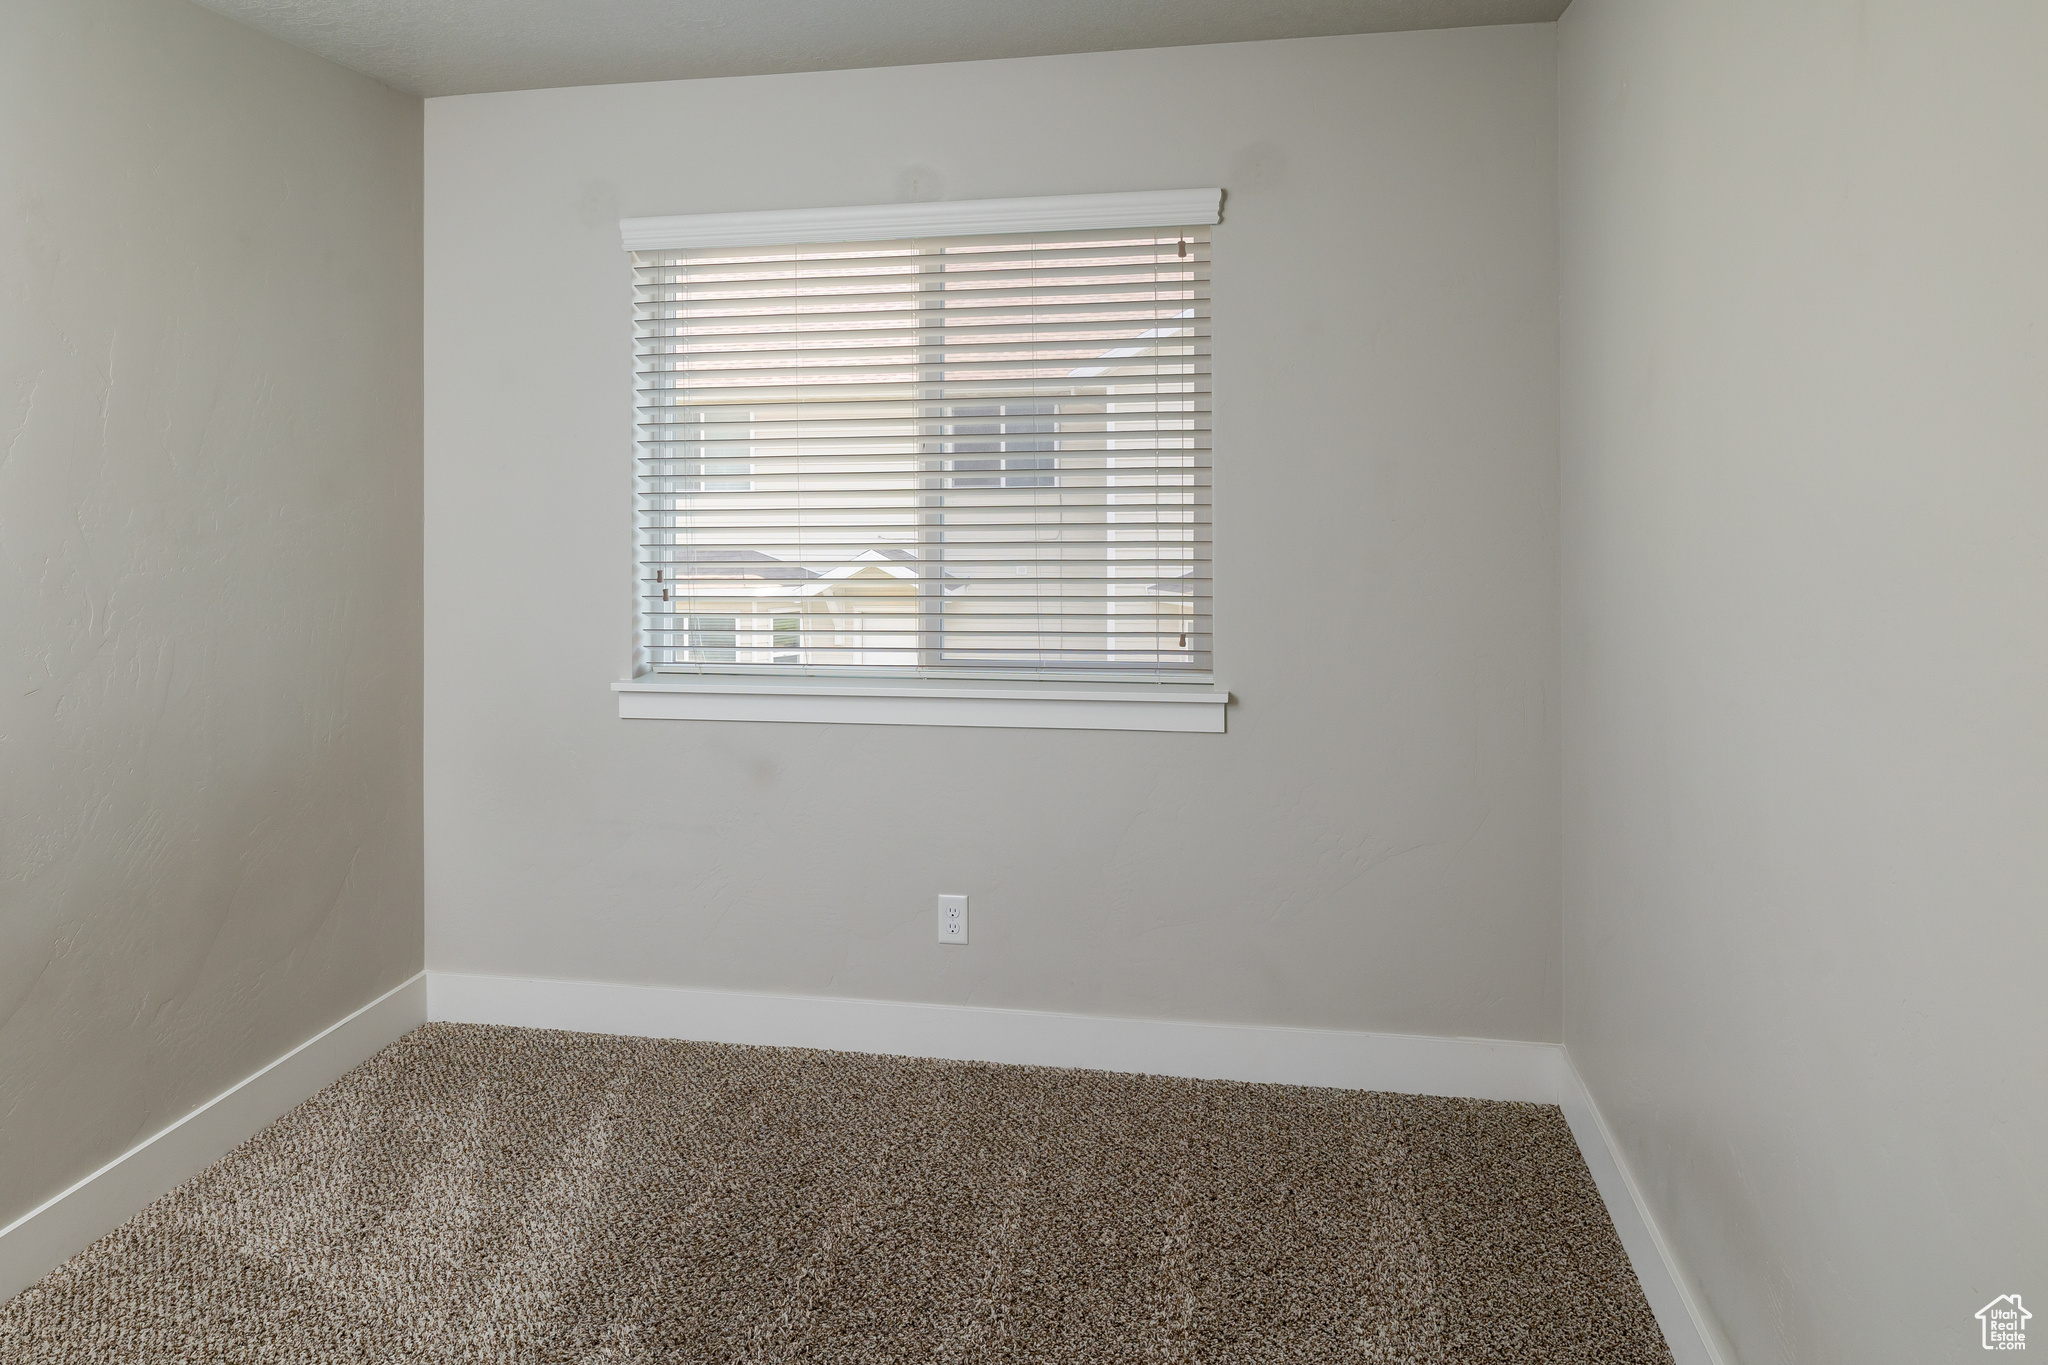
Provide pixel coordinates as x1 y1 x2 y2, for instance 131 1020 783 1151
770 615 802 664
629 192 1215 684
683 615 737 664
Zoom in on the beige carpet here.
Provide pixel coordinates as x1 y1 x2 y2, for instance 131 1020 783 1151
0 1023 1672 1363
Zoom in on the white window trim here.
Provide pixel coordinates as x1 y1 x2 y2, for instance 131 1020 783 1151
619 187 1227 733
614 675 1228 733
620 187 1222 251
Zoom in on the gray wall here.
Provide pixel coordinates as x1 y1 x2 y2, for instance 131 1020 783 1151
424 28 1562 1041
1560 2 2048 1361
0 0 423 1228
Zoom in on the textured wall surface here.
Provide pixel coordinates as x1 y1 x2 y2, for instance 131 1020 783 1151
425 29 1561 1041
1560 3 2048 1361
0 0 423 1229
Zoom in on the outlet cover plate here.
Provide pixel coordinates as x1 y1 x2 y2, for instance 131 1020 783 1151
937 894 968 945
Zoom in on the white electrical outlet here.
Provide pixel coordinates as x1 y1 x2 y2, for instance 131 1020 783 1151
937 894 969 945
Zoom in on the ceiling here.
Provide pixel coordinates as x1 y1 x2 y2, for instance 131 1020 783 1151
187 0 1569 98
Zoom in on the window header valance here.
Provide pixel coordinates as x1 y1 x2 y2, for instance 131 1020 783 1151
618 188 1223 251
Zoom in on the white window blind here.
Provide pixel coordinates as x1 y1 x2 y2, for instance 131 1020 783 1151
632 217 1211 680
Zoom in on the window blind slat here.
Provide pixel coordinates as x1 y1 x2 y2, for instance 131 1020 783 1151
638 440 1210 456
639 300 1203 331
637 261 1206 288
634 226 1212 678
637 322 1212 349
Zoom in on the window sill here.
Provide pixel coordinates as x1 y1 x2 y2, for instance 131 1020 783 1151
613 675 1228 733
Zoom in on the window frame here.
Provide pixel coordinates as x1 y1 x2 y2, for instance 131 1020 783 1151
616 189 1229 733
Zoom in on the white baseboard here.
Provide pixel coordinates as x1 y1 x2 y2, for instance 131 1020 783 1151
426 970 1564 1101
0 971 427 1303
1556 1054 1731 1365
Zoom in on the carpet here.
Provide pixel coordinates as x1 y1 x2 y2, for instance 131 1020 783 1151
0 1023 1673 1363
